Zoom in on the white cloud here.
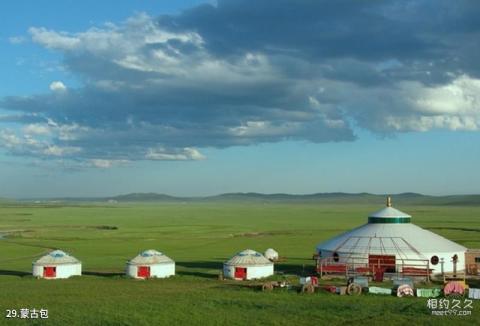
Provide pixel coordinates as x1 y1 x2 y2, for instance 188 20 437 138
56 123 89 141
23 124 51 136
379 75 480 131
1 6 477 166
8 36 26 44
0 129 81 158
88 159 129 168
49 81 67 92
43 145 81 157
0 130 22 148
89 159 114 168
145 147 206 161
230 121 301 137
29 27 80 50
413 75 480 115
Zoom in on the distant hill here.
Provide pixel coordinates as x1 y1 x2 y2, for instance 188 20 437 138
15 192 480 206
109 193 183 202
102 192 480 206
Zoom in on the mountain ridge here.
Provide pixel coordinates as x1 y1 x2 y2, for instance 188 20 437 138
17 192 480 206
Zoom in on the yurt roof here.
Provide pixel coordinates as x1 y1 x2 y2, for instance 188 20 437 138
368 197 411 223
369 206 411 218
225 249 272 266
128 249 174 265
265 248 278 255
33 250 80 265
317 199 467 257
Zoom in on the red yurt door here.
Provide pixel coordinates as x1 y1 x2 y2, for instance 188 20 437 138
234 267 247 280
369 255 396 272
137 266 150 278
43 266 56 278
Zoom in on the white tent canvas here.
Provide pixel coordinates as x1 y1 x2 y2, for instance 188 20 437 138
32 250 81 279
264 248 279 261
223 249 274 280
316 198 467 274
126 249 175 279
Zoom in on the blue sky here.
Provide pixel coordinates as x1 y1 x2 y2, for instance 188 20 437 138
1 0 480 198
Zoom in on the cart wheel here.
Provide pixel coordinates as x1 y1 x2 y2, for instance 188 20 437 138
262 283 274 291
302 283 315 293
347 283 362 296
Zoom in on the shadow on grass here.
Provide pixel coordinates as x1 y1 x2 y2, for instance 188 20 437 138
275 263 316 276
0 269 31 277
175 260 316 279
219 282 261 292
176 261 222 279
83 271 124 277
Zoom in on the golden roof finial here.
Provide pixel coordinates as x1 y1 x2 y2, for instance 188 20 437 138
387 196 392 207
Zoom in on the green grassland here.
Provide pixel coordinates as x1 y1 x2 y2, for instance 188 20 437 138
0 202 479 325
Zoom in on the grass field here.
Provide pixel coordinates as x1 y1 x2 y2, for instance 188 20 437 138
0 202 479 325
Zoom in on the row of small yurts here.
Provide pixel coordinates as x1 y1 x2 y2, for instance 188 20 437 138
32 248 279 280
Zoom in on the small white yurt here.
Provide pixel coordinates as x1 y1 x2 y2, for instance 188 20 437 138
33 250 81 279
126 249 175 279
223 249 274 280
316 197 467 274
264 248 279 261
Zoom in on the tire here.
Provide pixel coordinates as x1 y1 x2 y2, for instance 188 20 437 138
347 283 362 296
262 283 274 291
302 283 315 293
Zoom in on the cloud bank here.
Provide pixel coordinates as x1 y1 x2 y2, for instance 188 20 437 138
1 0 480 167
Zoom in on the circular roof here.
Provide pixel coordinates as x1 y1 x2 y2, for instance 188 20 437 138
128 249 174 265
265 248 278 255
369 206 411 218
368 197 411 223
316 223 466 256
33 250 80 265
225 249 272 266
316 197 466 256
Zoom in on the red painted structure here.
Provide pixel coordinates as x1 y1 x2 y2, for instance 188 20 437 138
234 267 247 280
43 266 56 278
137 266 151 278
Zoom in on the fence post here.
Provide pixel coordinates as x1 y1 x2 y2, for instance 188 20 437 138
427 261 430 283
440 257 444 277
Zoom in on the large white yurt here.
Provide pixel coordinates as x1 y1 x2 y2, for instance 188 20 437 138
33 250 81 279
223 249 274 280
316 197 467 274
126 249 175 279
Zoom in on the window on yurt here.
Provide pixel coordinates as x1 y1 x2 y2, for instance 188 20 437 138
333 252 339 262
430 256 439 265
475 257 480 263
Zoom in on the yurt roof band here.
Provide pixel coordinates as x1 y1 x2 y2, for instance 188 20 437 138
368 217 411 224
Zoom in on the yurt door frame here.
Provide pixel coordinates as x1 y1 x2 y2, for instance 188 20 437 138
43 266 56 278
234 267 247 280
368 254 396 272
137 266 151 278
